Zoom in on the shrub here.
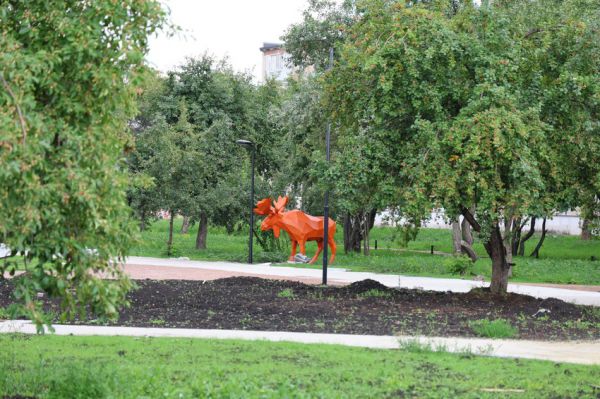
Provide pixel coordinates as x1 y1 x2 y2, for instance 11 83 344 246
469 319 518 339
445 255 474 276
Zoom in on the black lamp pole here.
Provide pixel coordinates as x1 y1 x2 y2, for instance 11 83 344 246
236 139 255 264
322 47 334 285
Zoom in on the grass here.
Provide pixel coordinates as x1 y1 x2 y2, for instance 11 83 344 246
358 289 392 298
1 334 599 398
130 218 600 285
469 319 519 339
371 226 600 261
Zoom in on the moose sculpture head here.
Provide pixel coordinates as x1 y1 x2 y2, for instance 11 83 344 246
254 196 289 239
254 195 337 264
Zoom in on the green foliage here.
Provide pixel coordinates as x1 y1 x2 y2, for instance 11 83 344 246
282 0 356 71
358 289 392 298
277 288 296 299
0 1 166 329
274 76 329 215
324 0 600 292
469 319 518 339
2 335 600 398
254 222 289 256
129 56 288 252
445 255 475 276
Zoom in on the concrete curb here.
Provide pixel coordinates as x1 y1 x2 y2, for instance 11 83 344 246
1 320 598 365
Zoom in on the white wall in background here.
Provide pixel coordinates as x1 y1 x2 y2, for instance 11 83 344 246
0 243 10 258
375 210 584 236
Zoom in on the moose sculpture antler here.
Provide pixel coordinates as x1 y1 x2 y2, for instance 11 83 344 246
254 196 336 264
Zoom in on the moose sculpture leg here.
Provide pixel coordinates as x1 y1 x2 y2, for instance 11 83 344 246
309 240 324 264
290 240 298 261
254 196 337 265
327 235 336 264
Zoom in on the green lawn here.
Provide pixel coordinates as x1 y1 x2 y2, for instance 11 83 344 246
130 218 600 285
372 226 600 261
1 334 599 398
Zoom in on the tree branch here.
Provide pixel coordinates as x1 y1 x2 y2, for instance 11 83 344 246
460 206 481 232
0 72 27 145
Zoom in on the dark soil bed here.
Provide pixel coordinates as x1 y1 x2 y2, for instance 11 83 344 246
2 277 599 340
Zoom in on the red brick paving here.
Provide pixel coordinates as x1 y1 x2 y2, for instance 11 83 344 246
124 264 347 286
5 265 599 292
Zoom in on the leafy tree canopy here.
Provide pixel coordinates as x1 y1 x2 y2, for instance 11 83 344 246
325 0 599 293
0 1 167 328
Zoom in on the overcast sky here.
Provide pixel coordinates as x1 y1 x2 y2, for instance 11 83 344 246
146 0 309 80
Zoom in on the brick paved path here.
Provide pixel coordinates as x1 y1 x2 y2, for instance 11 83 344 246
124 264 346 285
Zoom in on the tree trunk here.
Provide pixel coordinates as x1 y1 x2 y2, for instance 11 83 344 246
363 211 370 256
451 219 462 254
344 210 376 254
530 217 547 258
368 208 377 231
461 207 509 294
460 242 478 261
503 217 515 278
518 217 536 256
195 211 208 250
581 218 592 241
461 208 474 246
488 223 510 294
140 210 146 232
343 213 363 253
167 211 175 256
511 217 525 255
180 216 190 234
457 213 477 261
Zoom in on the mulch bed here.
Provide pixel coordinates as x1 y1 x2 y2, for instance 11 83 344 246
1 277 599 340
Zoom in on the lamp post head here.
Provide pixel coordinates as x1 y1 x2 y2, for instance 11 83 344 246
236 139 254 148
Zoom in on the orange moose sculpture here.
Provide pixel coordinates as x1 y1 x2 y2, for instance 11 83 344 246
254 196 336 264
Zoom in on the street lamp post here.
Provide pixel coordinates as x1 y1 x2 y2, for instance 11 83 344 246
236 139 255 264
322 47 334 285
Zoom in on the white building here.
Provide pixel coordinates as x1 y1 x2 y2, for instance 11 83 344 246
259 42 293 82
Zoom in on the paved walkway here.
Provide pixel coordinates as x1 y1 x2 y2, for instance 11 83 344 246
1 320 598 365
125 257 600 306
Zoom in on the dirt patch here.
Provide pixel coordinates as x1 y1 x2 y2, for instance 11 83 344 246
1 277 599 340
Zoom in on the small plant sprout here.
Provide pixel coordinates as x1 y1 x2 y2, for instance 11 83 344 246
277 288 296 299
358 289 392 298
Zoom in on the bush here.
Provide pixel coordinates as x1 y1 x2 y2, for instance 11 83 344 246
445 255 474 276
469 319 518 339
